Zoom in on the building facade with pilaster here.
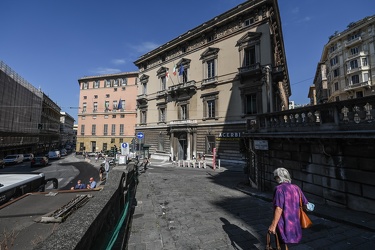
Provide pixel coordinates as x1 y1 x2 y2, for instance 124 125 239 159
316 15 375 102
76 72 138 153
133 0 290 162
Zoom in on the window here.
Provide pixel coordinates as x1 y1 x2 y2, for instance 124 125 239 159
80 142 84 151
120 114 125 118
83 96 87 99
93 115 97 119
356 91 363 98
105 80 111 87
207 100 216 118
245 94 257 115
161 76 167 90
83 82 88 89
113 79 118 87
105 101 110 111
158 133 164 151
94 81 99 88
104 115 109 119
112 115 116 118
177 104 188 120
362 58 368 66
178 65 188 83
330 56 338 66
159 107 166 122
93 102 98 112
141 110 147 124
207 59 215 80
104 124 108 136
92 124 96 135
206 135 216 154
103 143 108 151
82 103 87 113
244 46 256 66
349 60 358 69
142 83 147 95
334 82 339 91
333 68 340 77
113 101 118 110
120 99 125 110
120 124 124 136
329 44 337 53
111 124 116 135
121 78 127 86
200 48 219 83
106 94 110 98
81 116 86 120
244 18 254 26
350 47 359 55
94 95 98 99
111 138 115 144
119 138 123 143
80 125 85 135
351 75 360 84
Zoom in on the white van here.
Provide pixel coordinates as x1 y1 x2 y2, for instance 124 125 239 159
3 154 24 165
48 150 60 159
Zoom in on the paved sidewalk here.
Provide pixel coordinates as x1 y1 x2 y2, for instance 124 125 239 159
127 162 375 249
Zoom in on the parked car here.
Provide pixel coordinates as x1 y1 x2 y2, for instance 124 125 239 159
48 150 60 160
31 156 49 167
3 154 24 165
60 149 67 156
23 153 34 161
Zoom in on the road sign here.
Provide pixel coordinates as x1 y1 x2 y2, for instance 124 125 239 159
121 143 128 148
136 132 144 139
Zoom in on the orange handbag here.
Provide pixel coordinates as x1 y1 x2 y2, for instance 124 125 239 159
299 190 313 229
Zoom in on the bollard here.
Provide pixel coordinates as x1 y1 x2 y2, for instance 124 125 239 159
183 161 185 167
218 159 220 169
177 160 181 167
198 161 201 168
203 161 206 169
193 161 196 168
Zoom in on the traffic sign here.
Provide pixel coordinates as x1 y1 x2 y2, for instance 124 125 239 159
136 132 144 139
121 143 128 148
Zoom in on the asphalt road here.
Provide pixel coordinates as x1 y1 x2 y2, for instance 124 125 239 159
0 154 99 190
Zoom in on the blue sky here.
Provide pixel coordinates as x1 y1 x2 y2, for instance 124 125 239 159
1 0 374 122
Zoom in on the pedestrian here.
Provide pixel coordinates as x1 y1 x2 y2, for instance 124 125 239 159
268 167 309 250
104 157 110 180
71 180 86 190
87 177 97 189
99 165 105 181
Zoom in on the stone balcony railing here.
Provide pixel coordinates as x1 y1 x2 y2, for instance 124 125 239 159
247 95 375 137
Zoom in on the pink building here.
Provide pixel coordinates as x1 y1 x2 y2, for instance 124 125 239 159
76 72 138 153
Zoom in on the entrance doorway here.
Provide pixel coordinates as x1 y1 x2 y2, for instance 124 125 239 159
177 134 187 160
91 141 96 152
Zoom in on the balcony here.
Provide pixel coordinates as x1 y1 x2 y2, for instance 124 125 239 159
136 94 148 105
156 90 168 99
238 63 262 80
345 36 362 47
246 95 375 136
168 80 197 97
344 80 372 92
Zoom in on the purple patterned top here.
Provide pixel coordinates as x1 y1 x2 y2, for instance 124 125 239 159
273 183 308 243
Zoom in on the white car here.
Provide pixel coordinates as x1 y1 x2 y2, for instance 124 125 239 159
48 151 60 159
3 154 24 165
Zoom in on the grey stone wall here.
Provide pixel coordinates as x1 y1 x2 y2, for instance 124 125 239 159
259 138 375 214
35 163 136 250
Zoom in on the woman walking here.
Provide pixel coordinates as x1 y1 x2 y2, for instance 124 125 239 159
268 168 309 250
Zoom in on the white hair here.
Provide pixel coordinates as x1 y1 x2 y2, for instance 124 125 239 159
273 168 292 183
